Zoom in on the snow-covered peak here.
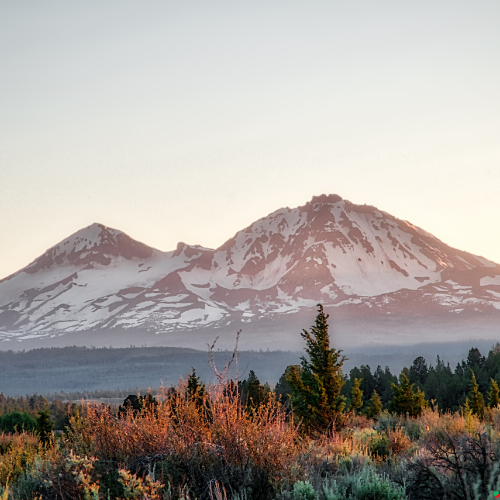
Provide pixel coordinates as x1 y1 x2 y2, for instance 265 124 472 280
53 223 124 255
0 194 499 339
19 223 157 275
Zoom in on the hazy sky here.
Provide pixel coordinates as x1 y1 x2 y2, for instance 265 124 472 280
1 1 499 279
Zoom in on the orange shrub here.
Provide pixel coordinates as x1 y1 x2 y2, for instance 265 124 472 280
66 383 301 497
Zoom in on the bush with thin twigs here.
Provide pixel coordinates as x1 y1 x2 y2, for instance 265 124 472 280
66 382 301 499
397 406 500 499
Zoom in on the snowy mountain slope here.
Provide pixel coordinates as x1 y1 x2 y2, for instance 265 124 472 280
0 224 197 335
1 196 499 340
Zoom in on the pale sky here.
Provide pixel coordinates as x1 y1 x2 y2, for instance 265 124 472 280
1 1 499 280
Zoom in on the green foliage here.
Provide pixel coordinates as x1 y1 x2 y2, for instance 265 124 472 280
291 480 318 500
489 379 500 408
466 371 485 420
390 373 427 418
349 378 363 415
275 366 295 406
370 434 390 460
408 356 428 387
365 390 382 420
287 305 346 434
423 355 456 411
322 465 407 500
117 468 162 498
0 412 36 434
239 370 269 412
35 410 53 446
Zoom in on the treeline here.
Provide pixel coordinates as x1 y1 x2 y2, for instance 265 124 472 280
339 344 500 415
2 346 500 427
241 345 500 425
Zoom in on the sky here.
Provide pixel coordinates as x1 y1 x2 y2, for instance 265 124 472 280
1 1 499 280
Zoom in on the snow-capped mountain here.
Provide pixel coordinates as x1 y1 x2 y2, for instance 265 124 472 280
1 195 499 344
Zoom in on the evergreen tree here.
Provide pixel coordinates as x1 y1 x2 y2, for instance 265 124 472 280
345 365 375 402
186 368 208 410
390 372 427 417
373 365 397 406
275 365 295 406
365 390 383 419
0 411 36 433
349 378 363 414
118 393 158 417
238 370 269 415
424 356 456 411
466 371 485 419
488 379 500 408
36 409 53 446
287 305 346 434
245 370 267 410
409 356 428 387
467 348 485 369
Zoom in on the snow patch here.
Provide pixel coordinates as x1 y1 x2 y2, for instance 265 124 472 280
481 276 500 287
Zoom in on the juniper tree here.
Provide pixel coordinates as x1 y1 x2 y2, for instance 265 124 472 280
275 365 295 407
365 390 383 419
390 372 427 417
349 378 363 414
186 368 210 417
287 304 346 434
466 371 485 419
488 379 500 409
36 409 53 446
239 370 269 413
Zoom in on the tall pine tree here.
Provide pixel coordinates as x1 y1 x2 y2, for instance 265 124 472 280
287 305 346 434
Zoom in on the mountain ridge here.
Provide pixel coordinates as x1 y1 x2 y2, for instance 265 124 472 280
1 195 499 346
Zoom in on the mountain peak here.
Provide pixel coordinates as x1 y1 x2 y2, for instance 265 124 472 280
307 194 343 206
1 195 500 340
65 223 123 248
20 223 155 274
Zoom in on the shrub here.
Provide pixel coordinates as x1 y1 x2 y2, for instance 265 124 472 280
402 412 500 499
292 480 318 500
66 382 301 500
322 465 407 500
0 432 41 487
370 434 390 461
0 413 36 434
387 427 412 456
